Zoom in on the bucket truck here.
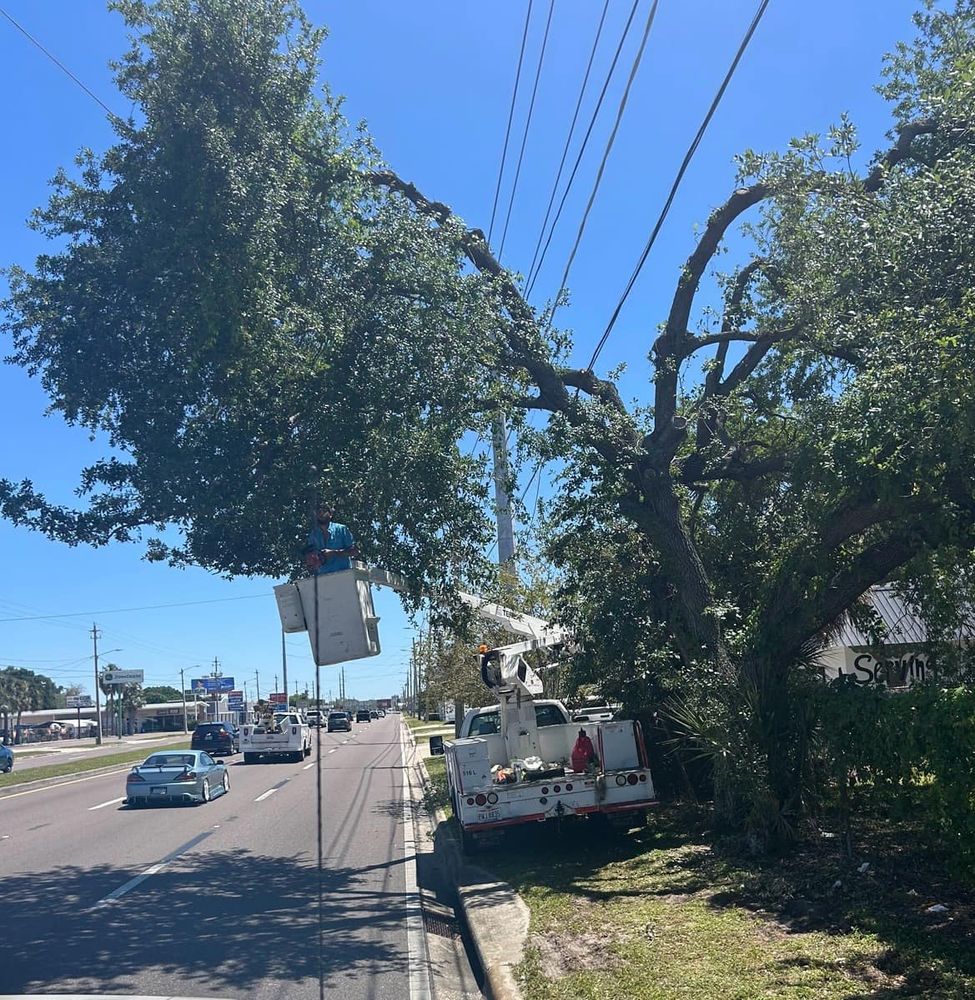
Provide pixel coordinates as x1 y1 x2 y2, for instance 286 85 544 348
273 563 657 849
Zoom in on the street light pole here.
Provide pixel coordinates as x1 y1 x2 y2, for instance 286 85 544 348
91 623 102 746
180 667 188 735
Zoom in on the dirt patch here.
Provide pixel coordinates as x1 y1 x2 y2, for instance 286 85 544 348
530 928 622 979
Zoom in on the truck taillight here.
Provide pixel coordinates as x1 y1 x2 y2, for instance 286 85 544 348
639 773 647 782
475 794 487 806
487 792 498 805
466 797 475 806
615 774 627 786
627 773 639 785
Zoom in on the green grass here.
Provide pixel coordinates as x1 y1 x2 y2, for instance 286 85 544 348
422 754 452 819
0 741 191 789
471 805 975 1000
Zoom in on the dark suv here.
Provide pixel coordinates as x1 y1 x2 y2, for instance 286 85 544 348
355 709 371 723
191 722 238 755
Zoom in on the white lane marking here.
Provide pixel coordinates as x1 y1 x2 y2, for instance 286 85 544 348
254 787 278 802
328 748 338 754
303 762 315 770
400 724 433 1000
88 796 126 811
91 830 212 910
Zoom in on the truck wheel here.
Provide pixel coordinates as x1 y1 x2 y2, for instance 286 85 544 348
293 750 302 763
304 744 312 757
244 753 256 764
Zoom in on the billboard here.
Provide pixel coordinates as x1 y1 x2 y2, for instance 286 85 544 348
191 677 236 693
66 695 93 708
269 692 288 706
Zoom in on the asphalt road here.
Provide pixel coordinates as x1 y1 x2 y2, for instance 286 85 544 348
0 715 472 999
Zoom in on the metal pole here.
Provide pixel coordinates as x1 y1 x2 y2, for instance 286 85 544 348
255 670 261 702
91 623 102 746
281 630 288 710
180 667 188 734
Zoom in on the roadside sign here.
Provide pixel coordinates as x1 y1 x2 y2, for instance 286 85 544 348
66 695 93 708
269 692 288 706
192 677 235 693
103 669 144 685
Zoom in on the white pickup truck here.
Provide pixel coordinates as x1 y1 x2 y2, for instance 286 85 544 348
241 712 312 763
444 698 656 850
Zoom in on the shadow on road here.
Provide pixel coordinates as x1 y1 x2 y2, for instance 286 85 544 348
0 846 409 995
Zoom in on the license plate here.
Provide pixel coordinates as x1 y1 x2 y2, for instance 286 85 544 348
151 787 168 796
476 808 501 823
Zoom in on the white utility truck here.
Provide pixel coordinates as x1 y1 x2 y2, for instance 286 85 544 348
241 711 312 763
274 563 656 848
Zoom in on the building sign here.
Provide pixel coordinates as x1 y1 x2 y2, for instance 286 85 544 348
820 646 933 688
103 669 145 685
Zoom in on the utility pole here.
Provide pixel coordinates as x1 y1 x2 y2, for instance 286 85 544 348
179 667 188 734
255 670 261 702
492 415 516 567
91 623 103 746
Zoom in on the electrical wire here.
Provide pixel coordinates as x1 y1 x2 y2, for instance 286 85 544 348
496 0 556 262
524 0 610 291
546 0 659 331
488 0 534 245
0 5 123 123
0 592 267 623
525 0 642 298
587 0 773 373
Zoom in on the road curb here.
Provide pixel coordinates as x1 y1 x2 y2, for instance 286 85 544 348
406 723 527 1000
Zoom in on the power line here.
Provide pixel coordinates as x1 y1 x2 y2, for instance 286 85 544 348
0 592 267 623
588 0 773 373
496 0 556 262
525 0 642 298
0 5 123 123
488 0 534 245
546 0 659 331
524 0 610 291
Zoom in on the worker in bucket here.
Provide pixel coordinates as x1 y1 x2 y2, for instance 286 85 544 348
305 504 358 575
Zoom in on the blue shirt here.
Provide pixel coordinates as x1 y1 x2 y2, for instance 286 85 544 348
307 522 355 574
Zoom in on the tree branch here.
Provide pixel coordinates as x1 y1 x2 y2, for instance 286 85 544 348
863 118 936 193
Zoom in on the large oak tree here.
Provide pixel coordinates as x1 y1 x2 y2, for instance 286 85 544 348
5 0 975 820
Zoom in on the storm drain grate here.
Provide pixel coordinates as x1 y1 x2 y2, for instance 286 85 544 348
423 908 461 939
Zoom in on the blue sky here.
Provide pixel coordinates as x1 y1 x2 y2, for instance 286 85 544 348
0 0 919 701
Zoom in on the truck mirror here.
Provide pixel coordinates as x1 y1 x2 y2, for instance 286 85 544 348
429 735 445 756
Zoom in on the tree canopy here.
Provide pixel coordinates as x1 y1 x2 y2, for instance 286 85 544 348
5 0 975 828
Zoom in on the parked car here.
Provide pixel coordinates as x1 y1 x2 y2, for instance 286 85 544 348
327 711 351 732
191 722 239 755
125 750 229 806
0 744 13 773
355 709 371 723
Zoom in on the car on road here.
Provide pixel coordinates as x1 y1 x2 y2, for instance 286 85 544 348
125 750 230 806
307 711 323 727
327 711 351 732
369 710 379 720
191 722 239 755
0 743 13 773
355 709 371 723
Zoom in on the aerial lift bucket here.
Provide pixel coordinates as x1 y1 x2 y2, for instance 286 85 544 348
273 562 381 666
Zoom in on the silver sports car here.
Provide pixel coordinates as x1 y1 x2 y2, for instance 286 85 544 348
125 750 230 806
